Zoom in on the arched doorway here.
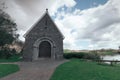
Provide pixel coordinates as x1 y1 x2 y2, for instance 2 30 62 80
39 41 51 58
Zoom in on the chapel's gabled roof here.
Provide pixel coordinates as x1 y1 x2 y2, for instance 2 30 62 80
23 9 65 39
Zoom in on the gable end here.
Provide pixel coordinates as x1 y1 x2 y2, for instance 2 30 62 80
23 10 64 39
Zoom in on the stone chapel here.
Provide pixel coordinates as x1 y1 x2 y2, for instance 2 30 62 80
23 9 64 61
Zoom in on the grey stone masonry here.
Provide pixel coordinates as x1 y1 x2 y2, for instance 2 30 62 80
23 9 64 61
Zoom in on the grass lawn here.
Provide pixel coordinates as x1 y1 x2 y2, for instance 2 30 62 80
0 64 19 78
50 59 120 80
0 55 22 63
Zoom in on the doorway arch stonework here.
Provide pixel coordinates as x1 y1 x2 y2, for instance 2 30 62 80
33 37 56 60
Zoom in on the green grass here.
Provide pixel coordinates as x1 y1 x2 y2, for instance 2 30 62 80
50 59 120 80
0 55 22 62
0 64 19 78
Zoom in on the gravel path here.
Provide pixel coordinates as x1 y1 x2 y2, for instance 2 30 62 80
0 59 67 80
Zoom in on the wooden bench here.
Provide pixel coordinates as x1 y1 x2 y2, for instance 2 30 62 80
96 60 120 66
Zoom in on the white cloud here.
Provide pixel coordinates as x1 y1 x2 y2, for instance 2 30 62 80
50 0 76 15
0 0 77 41
1 0 120 50
54 0 120 50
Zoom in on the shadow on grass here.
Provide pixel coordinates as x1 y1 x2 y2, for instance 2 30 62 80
0 55 22 63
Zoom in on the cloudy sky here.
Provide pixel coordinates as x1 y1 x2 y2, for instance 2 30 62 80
0 0 120 50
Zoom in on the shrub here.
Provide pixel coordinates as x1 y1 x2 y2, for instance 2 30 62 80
0 48 11 59
83 53 100 60
64 52 84 59
63 52 100 60
0 48 18 59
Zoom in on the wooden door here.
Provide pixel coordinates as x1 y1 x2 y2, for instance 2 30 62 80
39 41 51 58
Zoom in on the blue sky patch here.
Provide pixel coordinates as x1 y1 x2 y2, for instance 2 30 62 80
75 0 108 10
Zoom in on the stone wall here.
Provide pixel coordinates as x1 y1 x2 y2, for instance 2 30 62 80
23 12 64 61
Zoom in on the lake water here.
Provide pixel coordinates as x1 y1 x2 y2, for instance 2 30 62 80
102 55 120 60
102 54 120 64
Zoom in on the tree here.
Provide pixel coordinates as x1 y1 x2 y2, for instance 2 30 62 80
119 46 120 50
118 46 120 53
0 9 18 48
0 9 19 59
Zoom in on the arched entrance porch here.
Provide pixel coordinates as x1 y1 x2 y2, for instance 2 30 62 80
33 37 56 60
39 41 51 58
